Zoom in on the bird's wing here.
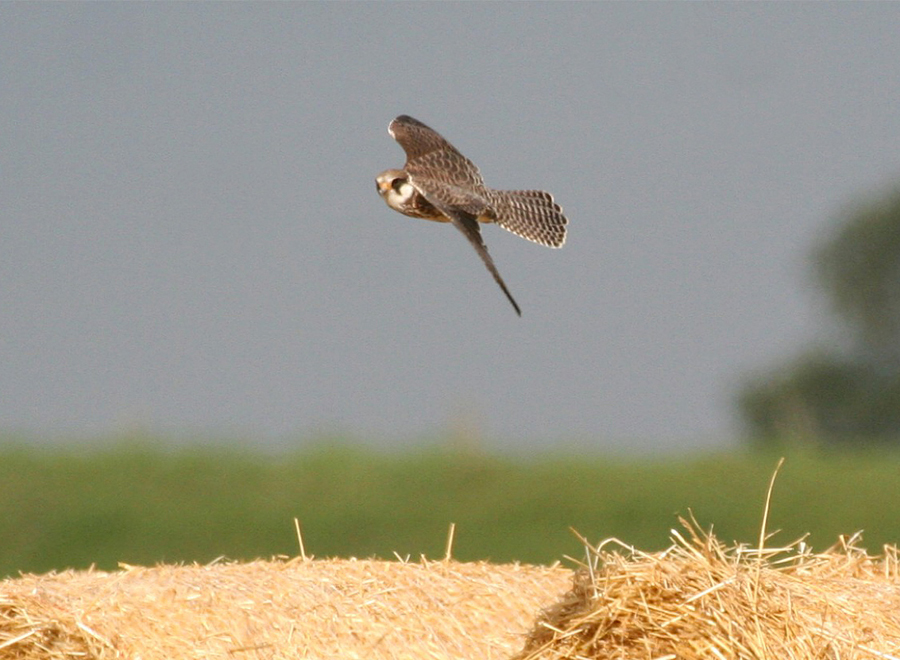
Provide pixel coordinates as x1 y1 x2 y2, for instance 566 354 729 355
389 116 486 189
408 177 492 220
389 115 457 160
415 190 521 316
449 211 521 316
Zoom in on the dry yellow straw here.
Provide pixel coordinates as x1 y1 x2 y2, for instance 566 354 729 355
515 458 900 660
0 558 570 660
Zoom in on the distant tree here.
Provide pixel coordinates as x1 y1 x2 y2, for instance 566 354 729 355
815 188 900 365
738 185 900 446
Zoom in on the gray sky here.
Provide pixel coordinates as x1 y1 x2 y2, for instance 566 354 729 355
3 3 900 453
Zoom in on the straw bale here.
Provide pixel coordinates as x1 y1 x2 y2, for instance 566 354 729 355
515 523 900 660
0 557 571 660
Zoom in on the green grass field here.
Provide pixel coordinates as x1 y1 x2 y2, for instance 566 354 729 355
2 439 900 578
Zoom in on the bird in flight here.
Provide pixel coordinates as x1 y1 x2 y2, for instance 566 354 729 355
376 115 568 316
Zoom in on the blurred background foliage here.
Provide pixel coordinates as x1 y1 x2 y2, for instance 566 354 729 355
737 185 900 446
3 440 900 579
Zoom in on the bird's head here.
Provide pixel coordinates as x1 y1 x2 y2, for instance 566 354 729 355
376 169 416 212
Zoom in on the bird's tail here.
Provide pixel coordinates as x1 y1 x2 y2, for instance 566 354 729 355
490 190 568 248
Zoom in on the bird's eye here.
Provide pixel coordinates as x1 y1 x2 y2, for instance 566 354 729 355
391 178 405 192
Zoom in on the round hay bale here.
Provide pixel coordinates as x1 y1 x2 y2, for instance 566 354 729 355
0 558 571 660
514 524 900 660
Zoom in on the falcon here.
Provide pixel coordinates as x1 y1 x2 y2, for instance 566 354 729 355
376 115 568 316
